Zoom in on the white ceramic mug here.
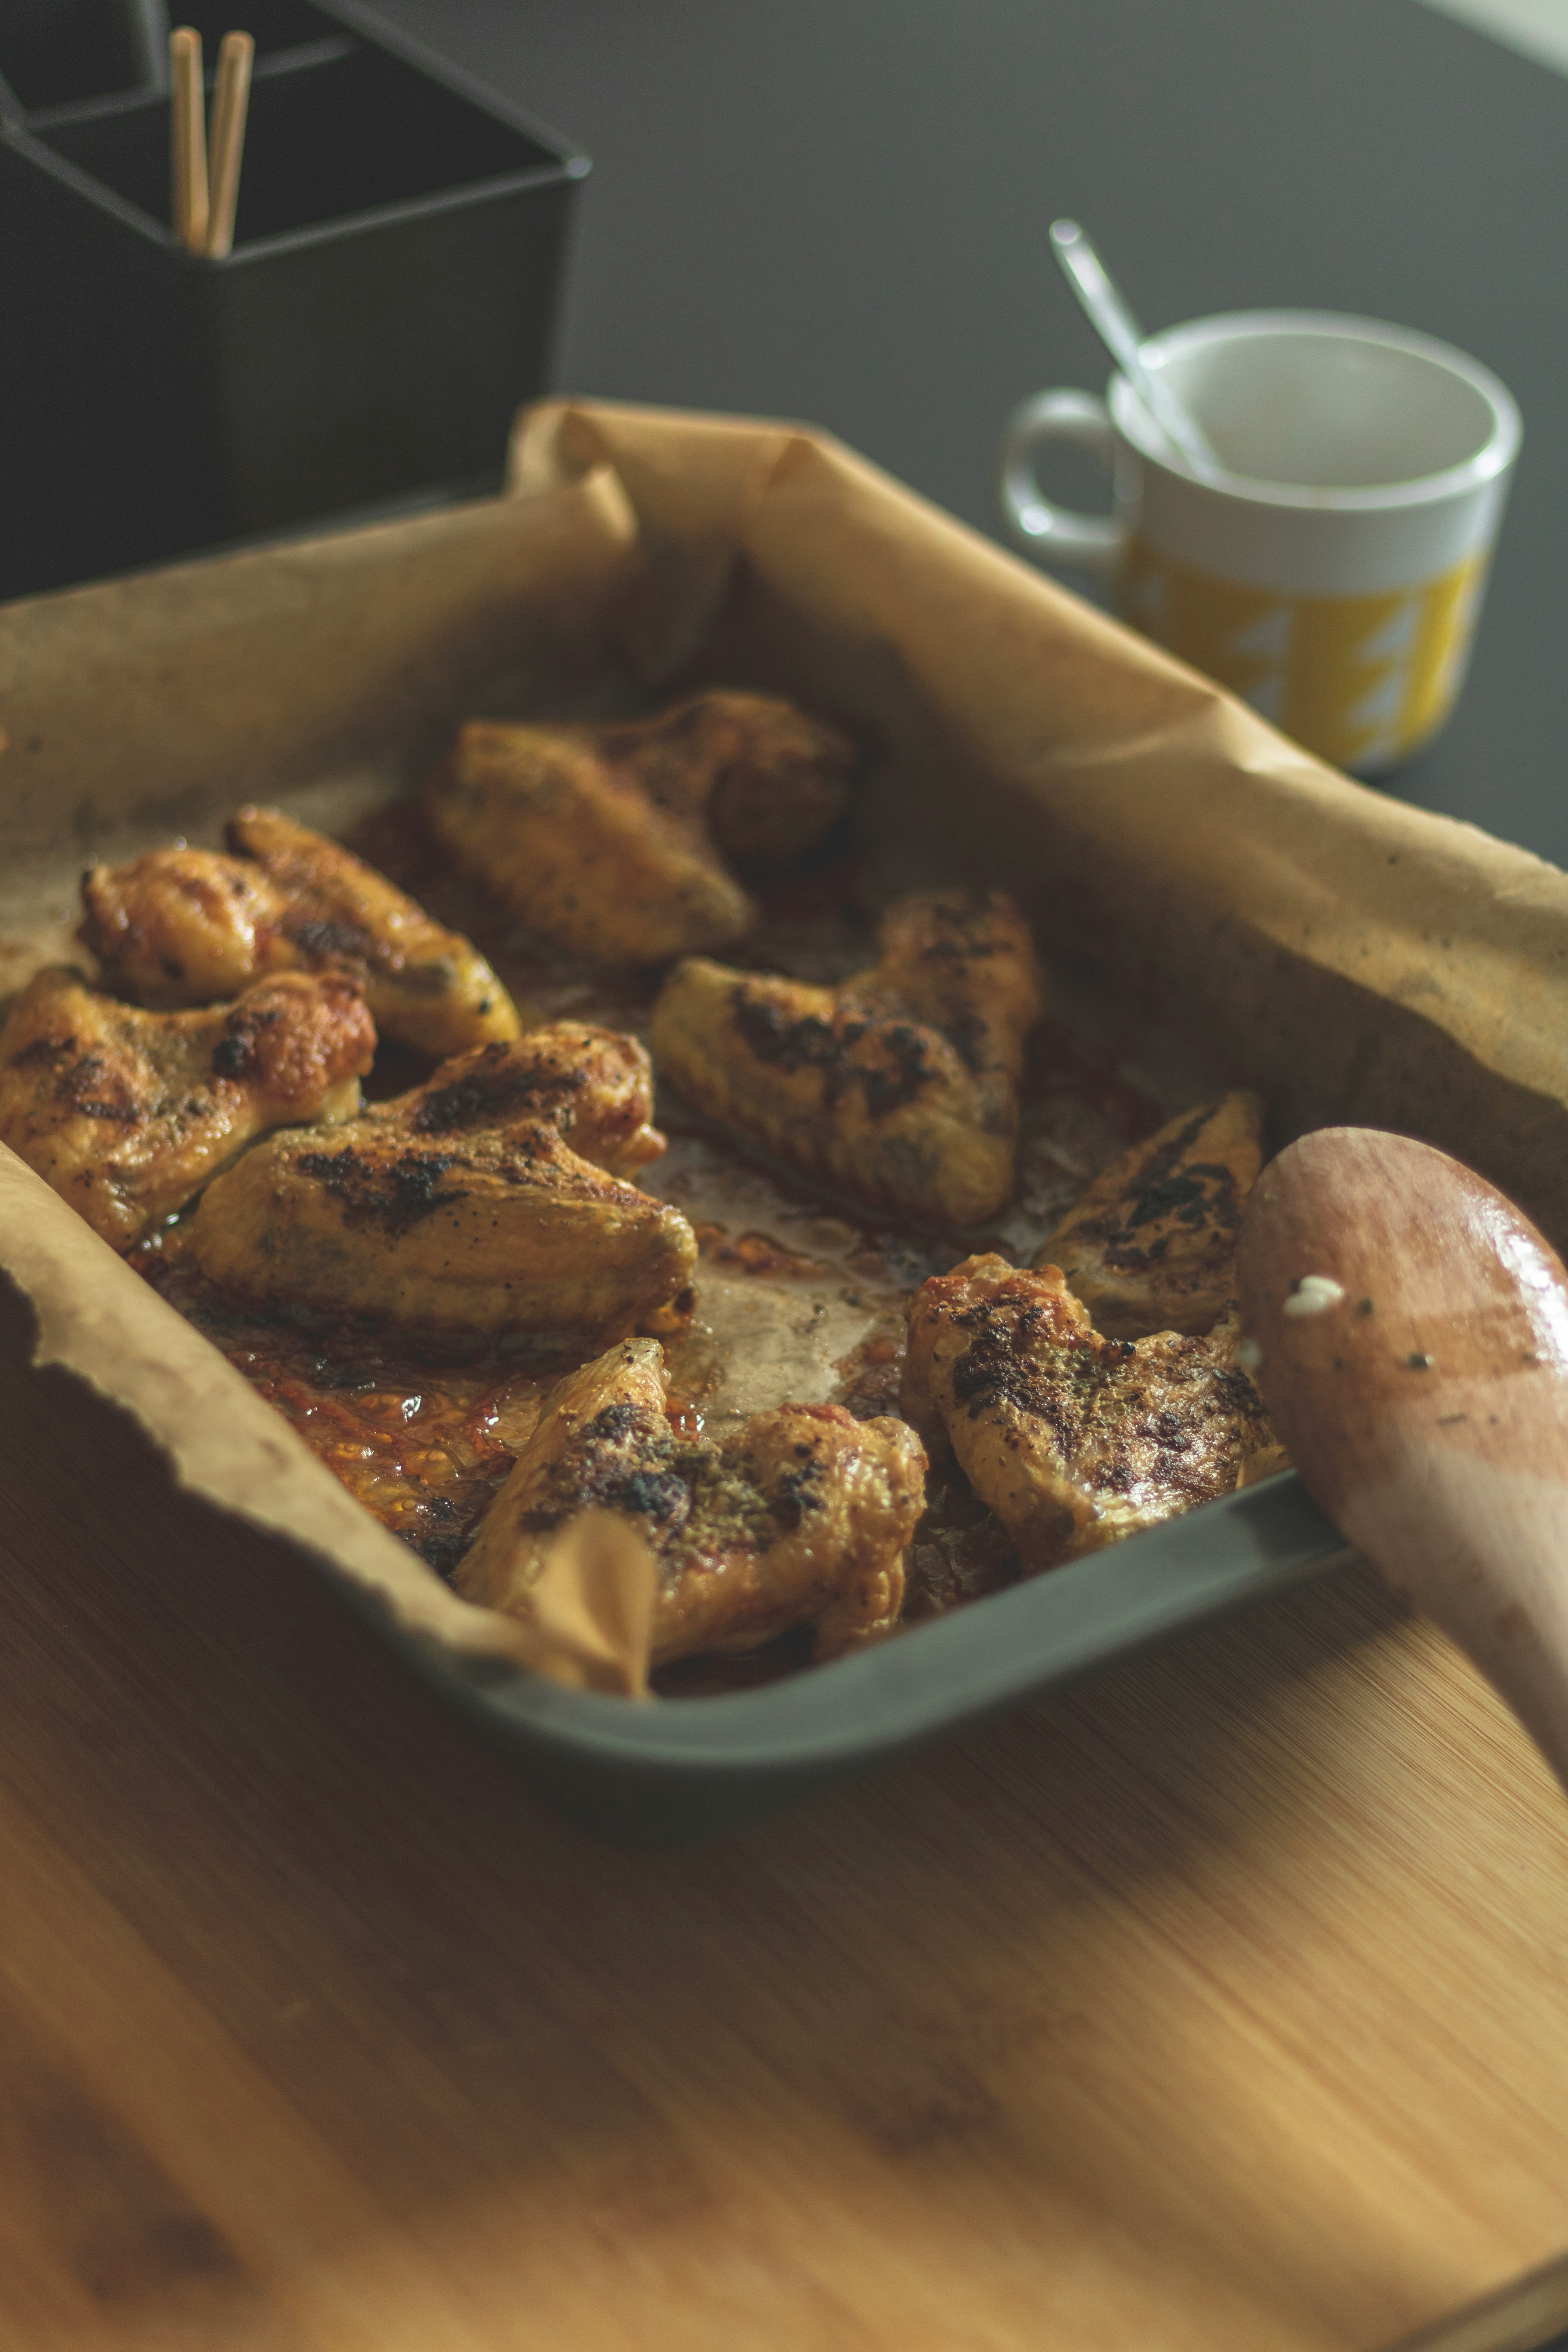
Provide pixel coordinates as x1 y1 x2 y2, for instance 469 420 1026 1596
997 311 1521 774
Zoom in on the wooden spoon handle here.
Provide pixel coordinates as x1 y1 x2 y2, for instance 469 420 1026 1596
1337 1440 1568 1791
1238 1128 1568 1793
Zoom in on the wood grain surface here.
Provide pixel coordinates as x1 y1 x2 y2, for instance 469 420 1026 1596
4 1301 1568 2351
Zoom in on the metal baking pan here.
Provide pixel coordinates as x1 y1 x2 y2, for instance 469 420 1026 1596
408 1473 1350 1844
5 400 1554 1851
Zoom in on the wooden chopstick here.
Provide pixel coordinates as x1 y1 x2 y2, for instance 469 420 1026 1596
169 27 209 257
204 31 255 261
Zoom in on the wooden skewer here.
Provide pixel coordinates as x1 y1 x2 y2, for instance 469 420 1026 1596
204 31 255 261
169 27 209 258
1237 1127 1568 1795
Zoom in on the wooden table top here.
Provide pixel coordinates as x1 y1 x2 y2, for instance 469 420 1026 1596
4 1341 1568 2352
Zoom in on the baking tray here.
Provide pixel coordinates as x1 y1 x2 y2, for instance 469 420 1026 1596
5 398 1565 1847
389 1473 1350 1842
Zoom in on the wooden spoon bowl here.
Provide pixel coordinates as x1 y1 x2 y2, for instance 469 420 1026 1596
1237 1127 1568 1791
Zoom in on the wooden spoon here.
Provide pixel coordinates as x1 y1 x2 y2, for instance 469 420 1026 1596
1236 1126 1568 1793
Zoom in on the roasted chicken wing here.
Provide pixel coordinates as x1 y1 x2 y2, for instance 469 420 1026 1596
0 965 373 1249
191 1026 698 1337
457 1336 926 1662
649 891 1047 1224
1041 1091 1264 1337
423 690 853 964
80 806 518 1057
901 1254 1279 1571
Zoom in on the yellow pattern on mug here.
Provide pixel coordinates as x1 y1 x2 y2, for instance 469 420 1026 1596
1122 541 1486 772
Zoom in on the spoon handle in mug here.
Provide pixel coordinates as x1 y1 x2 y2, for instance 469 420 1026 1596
1048 219 1220 474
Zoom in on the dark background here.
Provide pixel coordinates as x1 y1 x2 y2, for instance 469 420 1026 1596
365 0 1568 867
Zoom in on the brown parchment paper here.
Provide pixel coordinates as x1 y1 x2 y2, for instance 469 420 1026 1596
0 471 648 1673
4 394 1568 1675
513 400 1568 1243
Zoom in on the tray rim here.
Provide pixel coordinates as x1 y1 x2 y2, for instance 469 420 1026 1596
402 1472 1354 1813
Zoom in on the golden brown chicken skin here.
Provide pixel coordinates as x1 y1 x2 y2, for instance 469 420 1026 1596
457 1337 926 1662
1041 1092 1264 1338
191 1026 698 1338
596 691 853 869
901 1254 1279 1571
0 965 374 1250
649 891 1047 1225
422 690 853 964
80 806 519 1057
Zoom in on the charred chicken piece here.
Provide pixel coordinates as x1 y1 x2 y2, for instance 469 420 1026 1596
191 1026 698 1338
613 690 853 869
901 1254 1280 1572
1042 1092 1264 1338
80 806 519 1057
458 1336 926 1662
0 965 373 1250
650 890 1047 1225
422 690 854 964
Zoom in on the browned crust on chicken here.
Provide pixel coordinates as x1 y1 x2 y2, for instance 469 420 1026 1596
1042 1092 1264 1338
80 849 278 1007
421 690 853 964
649 890 1047 1224
593 691 853 869
0 965 374 1249
80 808 518 1057
191 1025 698 1338
457 1337 926 1662
901 1254 1279 1570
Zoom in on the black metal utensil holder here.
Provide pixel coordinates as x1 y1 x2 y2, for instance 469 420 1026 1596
0 2 587 599
0 0 169 121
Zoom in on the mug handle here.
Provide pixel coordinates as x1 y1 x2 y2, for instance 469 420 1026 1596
997 390 1122 575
